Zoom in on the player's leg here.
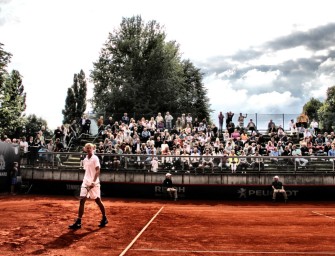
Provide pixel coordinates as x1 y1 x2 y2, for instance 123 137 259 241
69 198 87 229
95 197 108 227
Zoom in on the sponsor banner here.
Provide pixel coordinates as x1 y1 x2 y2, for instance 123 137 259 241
24 180 335 200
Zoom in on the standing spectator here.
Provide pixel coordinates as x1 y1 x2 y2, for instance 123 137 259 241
181 113 187 129
165 111 173 131
121 113 130 125
70 119 78 139
297 112 309 129
226 111 234 128
272 175 288 203
97 116 105 136
288 119 295 132
155 112 164 124
19 136 29 167
237 113 247 129
218 111 224 132
54 126 63 141
10 162 19 195
310 119 319 135
80 114 90 135
186 113 193 128
268 119 275 130
162 173 178 201
54 138 65 166
227 121 235 138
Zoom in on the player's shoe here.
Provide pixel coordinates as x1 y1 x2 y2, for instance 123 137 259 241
99 216 108 227
69 219 82 229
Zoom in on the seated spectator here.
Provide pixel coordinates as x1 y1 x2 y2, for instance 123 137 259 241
172 149 182 171
228 150 239 173
199 148 214 173
161 146 172 169
272 175 288 203
251 151 264 171
327 143 335 161
240 131 249 144
162 173 178 201
270 147 280 163
291 145 308 167
180 150 191 172
239 150 250 173
266 141 276 155
190 146 201 172
223 130 230 142
268 123 277 137
314 134 324 152
134 149 145 169
141 127 151 142
231 129 240 141
246 119 257 133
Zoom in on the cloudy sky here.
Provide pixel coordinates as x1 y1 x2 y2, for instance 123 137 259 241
1 0 335 130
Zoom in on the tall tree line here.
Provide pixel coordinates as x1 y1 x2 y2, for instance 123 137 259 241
62 70 87 124
0 43 26 137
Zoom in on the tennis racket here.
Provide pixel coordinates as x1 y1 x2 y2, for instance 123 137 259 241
74 183 100 199
74 185 91 199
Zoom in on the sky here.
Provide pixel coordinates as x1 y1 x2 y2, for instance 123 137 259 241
1 0 335 130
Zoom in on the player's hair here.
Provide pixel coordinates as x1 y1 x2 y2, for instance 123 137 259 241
84 143 96 150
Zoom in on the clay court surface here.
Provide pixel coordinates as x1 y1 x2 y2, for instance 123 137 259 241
1 195 335 256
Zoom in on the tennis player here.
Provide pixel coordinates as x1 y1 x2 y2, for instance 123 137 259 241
69 143 108 229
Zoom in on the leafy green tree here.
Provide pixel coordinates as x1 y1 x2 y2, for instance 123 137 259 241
0 43 26 136
178 60 211 120
62 70 87 124
23 114 49 138
318 86 335 131
91 16 210 121
302 97 322 122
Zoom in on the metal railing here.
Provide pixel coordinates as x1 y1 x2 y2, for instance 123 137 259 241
20 152 335 174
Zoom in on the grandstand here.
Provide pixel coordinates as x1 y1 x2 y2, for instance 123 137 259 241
2 112 335 200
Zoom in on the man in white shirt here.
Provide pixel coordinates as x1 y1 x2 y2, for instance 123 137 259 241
291 145 308 167
310 119 319 135
69 143 108 229
165 112 173 131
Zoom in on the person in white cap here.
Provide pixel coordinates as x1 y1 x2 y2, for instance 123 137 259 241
162 173 178 201
271 175 288 203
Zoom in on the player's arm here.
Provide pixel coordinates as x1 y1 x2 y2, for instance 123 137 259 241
90 165 100 187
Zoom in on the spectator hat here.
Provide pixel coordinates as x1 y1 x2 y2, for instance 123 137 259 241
166 173 172 177
274 175 279 179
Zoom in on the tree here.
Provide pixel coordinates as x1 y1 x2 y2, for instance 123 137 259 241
302 97 322 122
0 43 26 136
178 60 211 120
23 114 49 138
62 70 87 124
317 86 335 131
91 16 211 121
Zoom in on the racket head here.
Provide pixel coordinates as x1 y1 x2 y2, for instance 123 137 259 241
74 186 90 199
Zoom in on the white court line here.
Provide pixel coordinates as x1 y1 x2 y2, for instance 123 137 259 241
119 206 164 256
312 211 335 220
132 248 335 255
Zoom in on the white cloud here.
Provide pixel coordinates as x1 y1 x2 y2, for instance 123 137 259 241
2 0 335 130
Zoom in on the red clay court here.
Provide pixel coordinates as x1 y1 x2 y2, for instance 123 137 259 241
1 195 335 256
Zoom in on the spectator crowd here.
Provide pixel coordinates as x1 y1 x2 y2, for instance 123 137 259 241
2 111 335 173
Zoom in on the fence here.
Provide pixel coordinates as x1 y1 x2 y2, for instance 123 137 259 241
89 112 301 131
21 152 335 174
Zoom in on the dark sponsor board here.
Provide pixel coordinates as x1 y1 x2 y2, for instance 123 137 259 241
22 180 335 201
